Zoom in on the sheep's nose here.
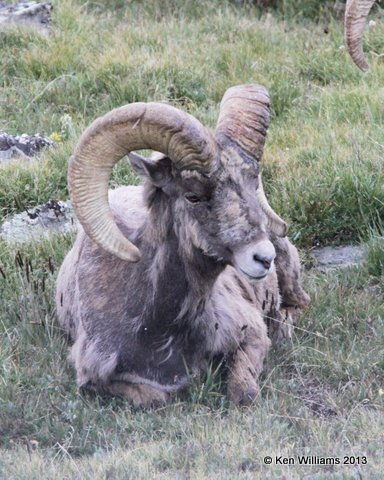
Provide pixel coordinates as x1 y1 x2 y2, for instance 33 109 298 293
253 253 273 270
233 239 276 280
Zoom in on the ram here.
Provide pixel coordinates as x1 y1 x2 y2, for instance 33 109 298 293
56 84 309 406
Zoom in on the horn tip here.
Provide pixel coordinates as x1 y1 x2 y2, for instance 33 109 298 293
114 245 141 262
124 249 141 263
273 221 288 238
279 222 288 238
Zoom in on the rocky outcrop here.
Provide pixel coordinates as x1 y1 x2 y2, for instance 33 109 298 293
0 1 53 31
0 200 76 243
0 130 54 164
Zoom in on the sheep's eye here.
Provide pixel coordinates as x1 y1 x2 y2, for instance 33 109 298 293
184 192 201 204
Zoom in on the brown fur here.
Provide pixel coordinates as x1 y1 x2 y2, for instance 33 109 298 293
57 155 309 407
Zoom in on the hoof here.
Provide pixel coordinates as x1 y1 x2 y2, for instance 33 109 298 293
107 381 170 407
238 387 260 406
227 380 260 406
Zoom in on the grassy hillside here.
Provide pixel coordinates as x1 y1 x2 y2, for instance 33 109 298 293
1 0 384 245
0 1 383 478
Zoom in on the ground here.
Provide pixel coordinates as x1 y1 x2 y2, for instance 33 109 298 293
0 1 383 478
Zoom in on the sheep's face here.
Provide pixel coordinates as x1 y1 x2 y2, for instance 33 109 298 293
130 151 276 280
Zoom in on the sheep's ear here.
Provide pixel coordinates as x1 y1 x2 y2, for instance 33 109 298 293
128 152 172 188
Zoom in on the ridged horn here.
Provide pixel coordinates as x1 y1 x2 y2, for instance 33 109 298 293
345 0 376 71
215 84 287 237
69 102 217 261
215 84 270 162
255 175 287 237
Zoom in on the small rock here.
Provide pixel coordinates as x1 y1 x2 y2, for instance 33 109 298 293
0 130 54 164
311 245 365 272
0 199 77 243
0 1 53 32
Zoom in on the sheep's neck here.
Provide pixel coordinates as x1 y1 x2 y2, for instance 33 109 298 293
133 194 224 327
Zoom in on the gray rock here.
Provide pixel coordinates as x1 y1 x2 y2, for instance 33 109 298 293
0 130 54 164
311 245 365 272
0 1 53 31
0 199 77 243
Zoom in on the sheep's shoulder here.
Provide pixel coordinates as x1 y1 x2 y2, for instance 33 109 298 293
108 185 148 239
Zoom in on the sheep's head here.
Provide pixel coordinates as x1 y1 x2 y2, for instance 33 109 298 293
69 85 286 280
345 0 376 71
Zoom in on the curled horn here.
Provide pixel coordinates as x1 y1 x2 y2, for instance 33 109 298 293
345 0 376 71
215 84 287 237
69 102 217 261
215 84 270 162
255 175 287 237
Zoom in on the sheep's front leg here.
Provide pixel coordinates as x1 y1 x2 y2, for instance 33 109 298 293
265 307 295 344
108 381 170 407
226 322 271 405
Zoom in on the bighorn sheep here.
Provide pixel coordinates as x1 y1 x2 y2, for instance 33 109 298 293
345 0 377 70
56 84 309 406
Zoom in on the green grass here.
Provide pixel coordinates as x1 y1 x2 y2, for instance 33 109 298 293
1 0 384 478
0 236 383 478
1 0 383 245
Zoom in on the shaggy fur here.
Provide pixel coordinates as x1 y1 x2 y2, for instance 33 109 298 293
57 152 309 406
